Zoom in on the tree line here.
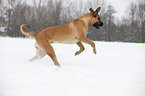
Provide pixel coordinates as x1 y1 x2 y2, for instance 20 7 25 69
0 0 144 43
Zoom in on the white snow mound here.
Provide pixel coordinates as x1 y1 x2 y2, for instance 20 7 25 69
0 37 145 96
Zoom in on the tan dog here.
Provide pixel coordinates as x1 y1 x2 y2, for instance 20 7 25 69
20 7 103 66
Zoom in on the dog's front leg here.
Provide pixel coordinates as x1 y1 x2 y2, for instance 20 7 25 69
75 41 85 56
78 36 96 54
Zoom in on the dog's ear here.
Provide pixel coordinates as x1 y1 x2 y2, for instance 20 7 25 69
95 7 101 13
89 8 95 12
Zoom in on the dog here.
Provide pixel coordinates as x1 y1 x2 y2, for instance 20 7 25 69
20 7 103 66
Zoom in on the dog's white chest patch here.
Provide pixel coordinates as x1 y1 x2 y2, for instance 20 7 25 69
52 37 79 44
61 39 79 44
60 37 79 44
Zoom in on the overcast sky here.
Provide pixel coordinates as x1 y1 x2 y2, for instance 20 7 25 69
108 0 142 19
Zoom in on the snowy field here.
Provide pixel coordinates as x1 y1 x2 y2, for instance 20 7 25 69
0 37 145 96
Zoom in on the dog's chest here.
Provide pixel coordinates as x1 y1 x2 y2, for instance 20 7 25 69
61 39 78 44
52 36 78 44
60 37 79 44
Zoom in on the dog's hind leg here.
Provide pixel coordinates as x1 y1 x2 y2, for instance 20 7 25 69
75 41 85 56
36 41 60 66
30 44 46 62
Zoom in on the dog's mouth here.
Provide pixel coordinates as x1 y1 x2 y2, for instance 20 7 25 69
92 21 103 29
93 25 100 29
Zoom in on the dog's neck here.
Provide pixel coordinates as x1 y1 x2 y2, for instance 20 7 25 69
78 13 93 27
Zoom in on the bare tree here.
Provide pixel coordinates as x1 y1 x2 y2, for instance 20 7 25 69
128 2 137 42
5 0 17 36
11 1 28 37
0 0 6 27
32 0 46 31
3 0 28 37
104 4 116 41
137 2 145 42
0 0 2 15
31 0 64 31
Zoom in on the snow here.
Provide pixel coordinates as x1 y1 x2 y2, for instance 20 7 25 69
0 37 145 96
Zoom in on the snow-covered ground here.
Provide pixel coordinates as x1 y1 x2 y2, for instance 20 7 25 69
0 37 145 96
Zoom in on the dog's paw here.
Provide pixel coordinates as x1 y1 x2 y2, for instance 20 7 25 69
93 49 97 54
75 52 78 56
54 63 61 67
75 51 81 56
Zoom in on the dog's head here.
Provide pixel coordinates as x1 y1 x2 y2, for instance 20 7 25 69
89 7 103 29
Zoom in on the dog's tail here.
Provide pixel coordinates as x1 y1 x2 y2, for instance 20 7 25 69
20 24 35 38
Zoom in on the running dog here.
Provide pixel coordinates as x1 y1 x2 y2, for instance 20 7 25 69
20 7 103 66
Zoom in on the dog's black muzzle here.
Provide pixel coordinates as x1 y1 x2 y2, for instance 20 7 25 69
92 18 103 29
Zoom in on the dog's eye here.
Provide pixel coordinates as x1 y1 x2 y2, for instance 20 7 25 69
98 18 100 20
